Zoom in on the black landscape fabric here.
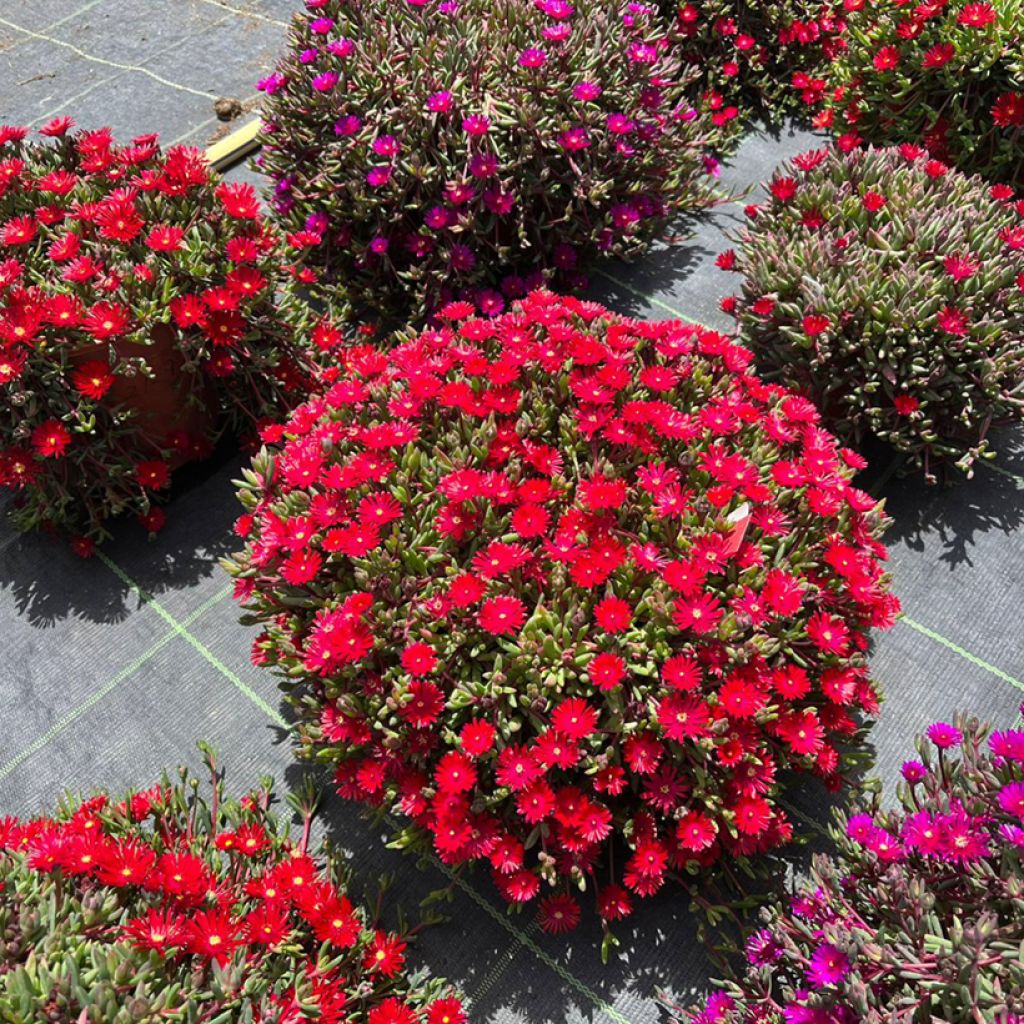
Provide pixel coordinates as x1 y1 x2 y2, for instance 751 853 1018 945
2 6 1023 1021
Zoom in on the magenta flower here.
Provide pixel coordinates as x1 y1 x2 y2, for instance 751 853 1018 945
366 166 392 187
998 781 1024 817
449 243 475 271
424 207 451 230
309 16 334 33
461 114 490 136
468 153 498 179
900 760 927 783
572 81 601 101
369 236 389 254
559 126 590 151
542 23 571 42
426 91 454 113
372 135 400 157
518 48 547 68
808 943 850 987
606 113 633 134
744 928 782 967
311 71 339 92
927 722 963 749
334 115 362 137
990 729 1024 762
327 38 355 57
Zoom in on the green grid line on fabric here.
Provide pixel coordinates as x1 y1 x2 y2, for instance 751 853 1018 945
97 552 287 729
899 616 1024 697
95 552 634 1024
0 585 231 784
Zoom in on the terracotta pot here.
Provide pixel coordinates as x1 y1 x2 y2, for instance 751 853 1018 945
71 323 216 469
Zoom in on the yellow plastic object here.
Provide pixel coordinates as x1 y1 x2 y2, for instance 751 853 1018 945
206 118 261 172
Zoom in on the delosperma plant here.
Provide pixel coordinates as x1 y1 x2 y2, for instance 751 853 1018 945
723 144 1024 481
668 716 1024 1023
226 290 899 943
0 121 316 549
827 0 1024 187
668 0 849 120
0 750 465 1024
256 0 731 320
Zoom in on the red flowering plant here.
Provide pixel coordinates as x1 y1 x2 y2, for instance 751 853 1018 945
827 0 1024 187
225 290 899 947
722 145 1024 481
666 715 1024 1023
0 121 316 548
0 748 465 1024
667 1 848 122
256 0 731 321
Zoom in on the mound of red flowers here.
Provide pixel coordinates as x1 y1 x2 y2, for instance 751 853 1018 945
669 716 1024 1023
0 751 465 1024
0 120 316 547
226 291 899 939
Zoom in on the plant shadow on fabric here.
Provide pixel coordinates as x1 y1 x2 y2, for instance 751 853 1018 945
290 751 844 1024
879 427 1024 570
0 454 244 626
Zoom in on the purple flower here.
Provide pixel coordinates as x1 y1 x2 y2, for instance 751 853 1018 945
692 992 736 1024
901 759 927 783
327 37 355 57
543 23 571 42
541 0 574 19
807 943 850 987
449 243 476 272
334 115 362 137
476 289 504 316
427 91 454 113
468 153 498 179
304 211 329 233
256 73 286 95
461 114 490 136
373 134 400 157
424 207 452 230
483 187 515 215
990 729 1024 762
927 722 963 749
846 813 875 842
559 126 590 151
606 113 634 135
572 81 602 102
745 927 782 967
311 71 339 92
998 781 1024 818
369 236 389 254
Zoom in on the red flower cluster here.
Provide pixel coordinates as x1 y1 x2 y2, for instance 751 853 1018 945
827 0 1024 186
0 760 464 1023
725 144 1024 479
228 291 898 937
0 121 317 545
671 0 848 121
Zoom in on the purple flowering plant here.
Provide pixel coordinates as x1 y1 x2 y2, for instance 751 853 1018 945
667 715 1024 1023
257 0 731 319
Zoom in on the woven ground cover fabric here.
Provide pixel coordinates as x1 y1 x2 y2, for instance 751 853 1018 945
2 7 1024 1020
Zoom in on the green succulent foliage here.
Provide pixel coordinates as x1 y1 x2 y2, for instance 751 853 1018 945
827 0 1024 187
257 0 732 320
730 144 1024 480
665 0 849 117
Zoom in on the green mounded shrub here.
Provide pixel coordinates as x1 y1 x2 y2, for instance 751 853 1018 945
256 0 732 320
668 0 848 120
827 0 1024 187
723 144 1024 480
666 716 1024 1023
0 752 465 1024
